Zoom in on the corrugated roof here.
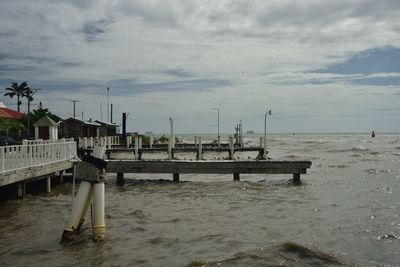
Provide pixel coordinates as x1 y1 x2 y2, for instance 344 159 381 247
95 120 118 127
65 117 101 126
33 115 58 127
0 107 24 119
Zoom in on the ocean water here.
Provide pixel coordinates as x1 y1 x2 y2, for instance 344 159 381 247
0 134 399 266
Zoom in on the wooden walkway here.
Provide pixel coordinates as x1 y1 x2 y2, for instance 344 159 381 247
106 160 312 183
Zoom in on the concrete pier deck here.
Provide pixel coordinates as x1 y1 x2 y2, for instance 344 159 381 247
106 160 312 182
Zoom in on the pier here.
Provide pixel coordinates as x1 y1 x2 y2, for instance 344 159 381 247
106 160 312 183
0 139 78 198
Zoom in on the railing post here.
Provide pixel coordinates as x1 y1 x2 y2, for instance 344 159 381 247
168 138 172 160
197 137 203 160
135 136 139 160
229 135 234 160
1 147 4 172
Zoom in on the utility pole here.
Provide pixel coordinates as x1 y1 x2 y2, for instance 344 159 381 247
212 108 220 147
100 103 103 120
26 88 40 138
110 103 113 123
106 87 109 122
70 100 79 118
169 117 174 148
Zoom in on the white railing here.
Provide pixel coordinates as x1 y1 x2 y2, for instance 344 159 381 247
0 141 78 174
22 138 75 146
78 136 120 149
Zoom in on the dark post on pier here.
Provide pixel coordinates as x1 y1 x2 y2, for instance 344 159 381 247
122 112 127 138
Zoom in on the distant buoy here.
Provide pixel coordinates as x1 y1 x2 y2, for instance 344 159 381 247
371 131 375 138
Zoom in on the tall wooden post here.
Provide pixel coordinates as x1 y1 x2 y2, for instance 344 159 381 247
122 113 127 139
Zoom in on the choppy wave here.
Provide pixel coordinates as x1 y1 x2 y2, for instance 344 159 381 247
185 242 349 266
365 169 393 174
327 147 377 154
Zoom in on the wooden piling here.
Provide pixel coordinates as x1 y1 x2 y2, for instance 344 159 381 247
173 173 179 182
117 172 124 185
229 136 234 160
60 171 64 183
46 176 51 193
233 173 240 181
197 137 203 160
293 173 301 182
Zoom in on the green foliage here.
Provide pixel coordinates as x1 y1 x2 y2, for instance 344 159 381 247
155 135 169 144
4 81 30 112
0 118 25 132
30 106 62 124
139 135 150 144
153 135 181 144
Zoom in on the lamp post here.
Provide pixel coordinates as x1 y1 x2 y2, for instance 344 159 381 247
212 108 220 148
169 117 174 148
106 87 110 122
264 109 272 159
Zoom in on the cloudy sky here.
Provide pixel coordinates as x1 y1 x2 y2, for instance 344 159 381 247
0 0 399 134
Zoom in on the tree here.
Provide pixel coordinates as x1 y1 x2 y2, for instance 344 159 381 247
4 81 30 112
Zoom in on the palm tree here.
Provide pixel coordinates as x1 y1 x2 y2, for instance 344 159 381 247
4 81 30 112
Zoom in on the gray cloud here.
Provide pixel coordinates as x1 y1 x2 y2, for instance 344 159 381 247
0 0 400 132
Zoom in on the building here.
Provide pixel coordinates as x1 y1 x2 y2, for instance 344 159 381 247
63 117 101 138
95 120 118 136
33 115 59 140
0 101 24 120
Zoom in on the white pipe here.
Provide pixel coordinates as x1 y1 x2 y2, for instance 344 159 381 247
76 188 93 232
92 182 105 241
64 181 92 233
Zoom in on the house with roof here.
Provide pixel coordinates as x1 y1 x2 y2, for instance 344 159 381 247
95 120 118 136
33 115 59 140
0 101 24 120
62 117 101 138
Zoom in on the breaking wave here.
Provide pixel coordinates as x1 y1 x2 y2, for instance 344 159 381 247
185 242 350 267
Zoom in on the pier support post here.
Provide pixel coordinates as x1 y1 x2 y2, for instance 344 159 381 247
92 182 105 241
135 136 139 160
60 171 64 183
233 173 240 181
149 135 153 148
229 135 234 160
117 172 124 185
168 138 172 160
173 173 179 182
194 136 197 147
46 176 51 193
197 137 203 160
293 173 301 182
17 182 26 199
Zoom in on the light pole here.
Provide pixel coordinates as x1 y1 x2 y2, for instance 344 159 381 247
264 109 272 159
169 117 174 148
212 108 220 147
106 87 110 122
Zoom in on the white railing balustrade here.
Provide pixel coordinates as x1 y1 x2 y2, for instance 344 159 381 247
77 136 120 149
0 141 77 174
